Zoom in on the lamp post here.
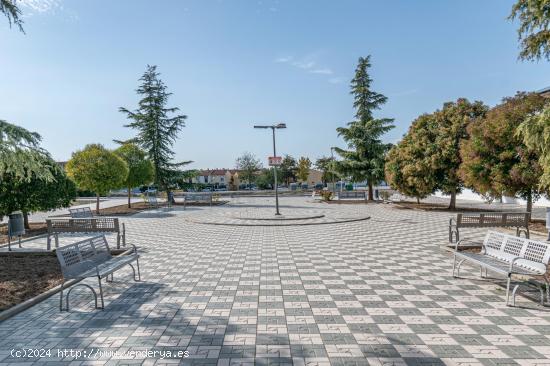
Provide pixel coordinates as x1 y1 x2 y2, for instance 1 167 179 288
330 147 337 195
254 123 286 215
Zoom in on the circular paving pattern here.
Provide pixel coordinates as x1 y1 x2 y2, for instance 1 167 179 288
185 208 370 226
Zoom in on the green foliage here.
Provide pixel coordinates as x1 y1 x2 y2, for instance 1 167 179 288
296 157 311 182
0 119 53 182
431 99 488 200
509 0 550 61
66 144 128 211
119 65 189 191
0 156 76 225
280 155 297 185
334 56 394 200
1 0 24 32
315 156 337 184
517 103 550 189
235 152 262 184
385 114 439 201
114 143 154 189
255 168 281 189
460 92 546 212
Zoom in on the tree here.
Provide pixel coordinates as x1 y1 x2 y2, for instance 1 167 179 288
280 155 297 185
296 157 311 183
114 143 154 208
1 0 24 32
385 114 439 203
315 156 336 186
430 98 488 209
334 56 394 200
0 119 53 182
235 152 262 186
517 103 550 189
256 168 282 190
66 144 129 213
119 65 189 198
461 92 547 213
0 157 77 229
509 0 550 61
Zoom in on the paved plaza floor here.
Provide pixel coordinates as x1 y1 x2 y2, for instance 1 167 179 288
1 197 549 365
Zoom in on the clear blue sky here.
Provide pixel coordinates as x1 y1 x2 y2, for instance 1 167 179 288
2 0 550 169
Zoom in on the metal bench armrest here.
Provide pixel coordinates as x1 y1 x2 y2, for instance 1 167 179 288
454 238 478 252
449 217 457 227
508 256 522 274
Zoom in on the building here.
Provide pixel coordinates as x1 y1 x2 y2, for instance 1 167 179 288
193 169 241 189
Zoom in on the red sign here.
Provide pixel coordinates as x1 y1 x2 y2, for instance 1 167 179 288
268 156 282 166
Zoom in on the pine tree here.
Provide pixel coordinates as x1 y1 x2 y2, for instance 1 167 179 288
119 65 189 197
334 56 394 200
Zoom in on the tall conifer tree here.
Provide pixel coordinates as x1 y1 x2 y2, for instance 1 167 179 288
119 65 189 196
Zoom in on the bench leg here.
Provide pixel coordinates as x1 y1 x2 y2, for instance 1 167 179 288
449 227 459 243
59 281 64 311
453 259 465 278
511 283 520 307
129 258 142 281
506 275 512 306
97 277 105 310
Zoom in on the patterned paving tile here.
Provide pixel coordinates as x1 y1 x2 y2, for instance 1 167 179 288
0 196 549 365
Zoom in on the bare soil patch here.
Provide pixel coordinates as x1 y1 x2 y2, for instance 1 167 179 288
0 252 62 311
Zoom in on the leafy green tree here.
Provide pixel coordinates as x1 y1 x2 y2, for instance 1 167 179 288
385 114 439 203
280 155 297 185
431 99 488 209
114 143 154 208
517 103 550 189
0 157 76 228
296 157 311 183
1 0 24 32
315 156 337 186
334 56 394 200
256 168 282 189
235 152 262 186
0 120 53 182
509 0 550 61
461 92 546 213
66 144 129 213
119 65 190 198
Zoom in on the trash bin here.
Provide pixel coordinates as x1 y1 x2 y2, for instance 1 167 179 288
7 211 25 251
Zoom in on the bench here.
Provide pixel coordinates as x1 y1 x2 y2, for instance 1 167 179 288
56 235 140 311
337 191 366 200
449 212 530 243
183 193 212 209
69 207 93 218
452 231 550 306
46 218 126 250
145 194 159 208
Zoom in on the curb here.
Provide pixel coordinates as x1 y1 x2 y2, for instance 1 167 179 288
0 278 80 322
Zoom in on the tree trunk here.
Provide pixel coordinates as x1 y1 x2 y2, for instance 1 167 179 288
96 193 100 214
526 190 533 216
367 181 374 201
128 186 132 208
23 211 30 230
449 190 457 210
416 197 420 204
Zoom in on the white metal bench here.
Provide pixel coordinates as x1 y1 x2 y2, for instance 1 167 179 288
449 212 530 243
452 231 550 306
183 193 212 209
69 207 93 218
56 235 140 311
46 217 126 250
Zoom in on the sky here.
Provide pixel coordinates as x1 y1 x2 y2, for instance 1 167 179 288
2 0 550 170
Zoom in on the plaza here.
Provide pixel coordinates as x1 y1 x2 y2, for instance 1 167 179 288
1 196 549 365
